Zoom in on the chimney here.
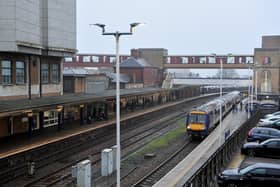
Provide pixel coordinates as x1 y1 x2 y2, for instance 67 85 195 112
130 49 139 59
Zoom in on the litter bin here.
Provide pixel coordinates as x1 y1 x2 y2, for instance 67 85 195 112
27 161 35 176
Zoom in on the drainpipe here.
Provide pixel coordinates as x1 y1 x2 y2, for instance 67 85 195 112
39 56 42 98
28 55 32 100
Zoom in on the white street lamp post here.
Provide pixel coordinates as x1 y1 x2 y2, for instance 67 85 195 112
255 64 258 100
248 66 251 119
220 57 223 144
251 66 254 113
93 23 143 187
211 53 222 143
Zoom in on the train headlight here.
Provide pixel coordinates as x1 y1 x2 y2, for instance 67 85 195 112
187 126 191 129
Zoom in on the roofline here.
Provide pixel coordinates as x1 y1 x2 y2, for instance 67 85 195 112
166 54 254 57
76 53 130 56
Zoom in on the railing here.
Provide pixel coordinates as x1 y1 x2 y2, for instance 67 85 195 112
183 110 261 187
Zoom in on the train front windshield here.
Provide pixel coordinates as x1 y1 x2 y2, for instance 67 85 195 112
189 114 206 123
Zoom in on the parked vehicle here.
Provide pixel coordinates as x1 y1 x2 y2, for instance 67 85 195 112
258 120 280 130
258 116 280 126
259 102 279 111
241 139 280 158
264 111 280 119
217 163 280 187
247 127 280 142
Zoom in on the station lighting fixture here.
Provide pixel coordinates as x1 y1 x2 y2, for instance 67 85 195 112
92 22 144 187
57 105 63 112
27 112 33 117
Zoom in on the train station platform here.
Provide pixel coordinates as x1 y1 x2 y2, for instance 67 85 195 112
0 87 166 116
0 92 210 160
154 106 249 187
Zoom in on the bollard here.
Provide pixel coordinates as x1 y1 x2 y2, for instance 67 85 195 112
111 145 117 172
27 161 35 176
72 165 78 178
101 148 113 176
77 160 91 187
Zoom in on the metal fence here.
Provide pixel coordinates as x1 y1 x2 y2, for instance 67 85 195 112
183 111 262 187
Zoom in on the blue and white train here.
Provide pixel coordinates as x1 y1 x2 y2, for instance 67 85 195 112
186 91 241 139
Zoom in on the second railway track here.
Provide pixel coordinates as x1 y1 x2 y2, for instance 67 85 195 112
2 95 216 186
131 139 199 187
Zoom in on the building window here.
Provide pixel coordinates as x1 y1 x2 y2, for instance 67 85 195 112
76 56 80 62
246 57 253 64
92 56 99 63
52 64 59 83
64 57 73 62
199 57 206 64
192 57 196 63
239 57 243 63
262 57 271 65
41 63 49 83
1 60 12 84
83 56 91 63
182 57 189 64
208 57 216 64
44 110 58 127
16 61 25 84
166 57 171 64
227 56 234 64
109 57 116 63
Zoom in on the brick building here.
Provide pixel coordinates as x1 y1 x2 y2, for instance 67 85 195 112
0 0 76 138
254 36 280 95
119 57 160 87
0 0 76 100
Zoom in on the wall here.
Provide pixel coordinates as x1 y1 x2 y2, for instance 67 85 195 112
262 36 280 49
43 0 76 50
74 77 85 93
0 0 41 51
143 67 159 87
42 84 62 96
132 48 168 69
85 75 109 93
120 68 143 83
0 117 8 137
254 48 280 93
0 0 76 55
0 53 63 100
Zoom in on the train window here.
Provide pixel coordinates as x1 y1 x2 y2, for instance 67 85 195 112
189 114 206 123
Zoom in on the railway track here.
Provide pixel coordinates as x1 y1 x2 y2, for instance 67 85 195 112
2 95 216 186
23 111 186 187
131 140 199 187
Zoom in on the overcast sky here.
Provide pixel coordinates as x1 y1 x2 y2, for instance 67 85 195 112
77 0 280 55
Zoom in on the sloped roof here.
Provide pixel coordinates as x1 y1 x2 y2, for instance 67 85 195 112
120 57 153 68
107 73 130 83
63 67 100 77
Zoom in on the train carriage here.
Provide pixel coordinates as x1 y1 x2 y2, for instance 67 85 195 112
186 91 241 139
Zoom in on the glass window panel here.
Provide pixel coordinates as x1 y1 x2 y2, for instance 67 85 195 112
92 56 99 63
64 57 73 62
16 61 25 84
52 64 59 83
83 56 91 63
2 60 11 67
182 57 189 64
227 56 234 64
1 60 12 84
41 63 49 83
166 57 171 64
189 114 206 123
109 57 116 63
199 57 206 64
